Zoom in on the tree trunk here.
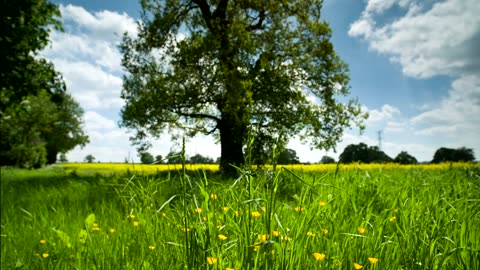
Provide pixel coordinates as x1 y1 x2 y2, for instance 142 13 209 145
218 115 246 177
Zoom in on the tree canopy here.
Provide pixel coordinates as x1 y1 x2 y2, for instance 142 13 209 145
432 147 475 163
394 151 417 164
0 0 88 168
339 143 392 164
140 152 155 164
120 0 366 175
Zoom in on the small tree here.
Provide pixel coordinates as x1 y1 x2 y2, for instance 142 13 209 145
166 151 183 164
59 153 68 163
394 151 417 164
155 155 163 164
190 154 214 164
84 154 95 163
140 152 155 164
277 149 300 165
320 156 336 164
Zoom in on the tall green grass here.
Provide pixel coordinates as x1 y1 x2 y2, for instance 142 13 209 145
1 165 479 269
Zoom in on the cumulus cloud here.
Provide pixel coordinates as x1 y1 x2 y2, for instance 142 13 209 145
364 104 401 125
350 0 480 160
349 0 480 78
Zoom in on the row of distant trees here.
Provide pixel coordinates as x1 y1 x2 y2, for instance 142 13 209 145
125 144 474 165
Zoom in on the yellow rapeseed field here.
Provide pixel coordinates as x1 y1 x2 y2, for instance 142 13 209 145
61 162 476 175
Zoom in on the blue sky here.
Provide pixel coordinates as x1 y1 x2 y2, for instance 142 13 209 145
43 0 480 163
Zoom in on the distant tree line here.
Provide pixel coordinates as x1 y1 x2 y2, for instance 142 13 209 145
85 145 474 165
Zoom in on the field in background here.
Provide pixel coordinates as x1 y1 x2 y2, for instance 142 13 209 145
1 163 479 269
60 162 477 176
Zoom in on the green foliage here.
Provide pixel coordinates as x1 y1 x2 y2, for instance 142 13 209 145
166 151 183 164
394 151 417 164
277 148 300 165
139 152 155 164
84 154 95 163
59 153 68 163
0 0 88 168
320 156 336 164
119 0 367 174
339 143 393 163
189 153 214 164
155 155 163 164
432 147 475 163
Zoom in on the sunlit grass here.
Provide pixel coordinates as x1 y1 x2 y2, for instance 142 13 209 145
1 163 479 269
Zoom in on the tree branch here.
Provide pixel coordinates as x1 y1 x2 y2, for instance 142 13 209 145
192 0 213 29
246 9 265 31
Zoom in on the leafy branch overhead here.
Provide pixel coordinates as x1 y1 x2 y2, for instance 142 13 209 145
120 0 367 174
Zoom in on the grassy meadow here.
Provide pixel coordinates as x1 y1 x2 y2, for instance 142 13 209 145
1 163 479 269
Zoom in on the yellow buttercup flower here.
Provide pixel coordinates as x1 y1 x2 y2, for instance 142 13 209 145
162 212 167 217
257 234 269 241
42 253 49 259
181 227 191 232
39 239 46 245
195 208 202 213
251 211 261 218
307 231 316 237
368 257 378 264
234 210 240 216
149 246 155 250
226 268 234 270
358 227 366 234
133 221 139 227
223 206 229 212
321 228 328 235
93 223 98 227
353 262 363 269
319 201 327 207
203 216 208 221
273 230 280 237
210 194 218 200
129 214 136 219
92 227 100 231
294 206 304 213
218 234 228 241
389 216 396 222
109 228 116 233
313 252 326 261
207 257 218 265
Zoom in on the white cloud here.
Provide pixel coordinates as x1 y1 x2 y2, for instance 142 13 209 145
349 0 480 78
363 104 401 125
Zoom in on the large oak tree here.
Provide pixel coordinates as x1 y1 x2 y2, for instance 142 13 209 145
120 0 366 175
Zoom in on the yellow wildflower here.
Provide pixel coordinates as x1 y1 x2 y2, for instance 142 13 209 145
319 201 327 207
307 231 316 237
226 268 235 270
42 253 49 259
93 223 98 227
195 208 202 213
368 257 378 264
321 228 329 235
92 227 101 231
218 234 228 241
162 212 167 217
149 246 155 250
358 227 366 234
210 194 218 200
203 216 208 221
129 214 135 219
251 211 261 218
294 206 304 213
353 262 363 269
181 227 191 233
273 230 280 237
110 228 116 233
223 206 229 212
389 216 396 222
313 252 326 261
133 221 139 227
39 239 46 245
257 234 269 241
253 243 260 252
234 210 240 216
207 257 218 265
